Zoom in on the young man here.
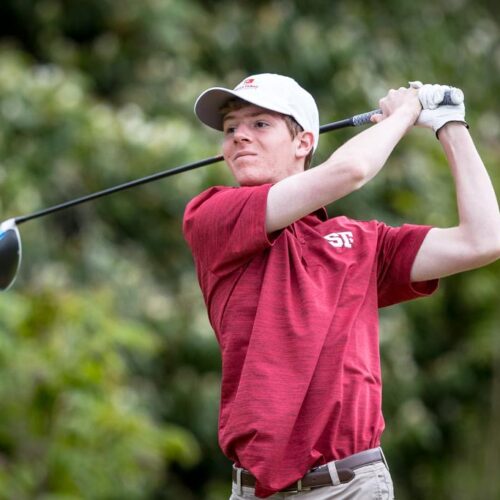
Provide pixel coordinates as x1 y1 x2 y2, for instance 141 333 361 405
183 74 500 499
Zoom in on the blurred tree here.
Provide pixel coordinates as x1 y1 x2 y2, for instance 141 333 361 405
0 288 200 498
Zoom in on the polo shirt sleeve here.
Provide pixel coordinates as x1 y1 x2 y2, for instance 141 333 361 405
376 222 439 307
183 184 276 275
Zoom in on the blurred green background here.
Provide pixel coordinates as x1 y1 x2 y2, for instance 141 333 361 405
0 0 499 498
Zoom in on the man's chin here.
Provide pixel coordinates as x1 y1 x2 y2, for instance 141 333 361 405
238 177 272 187
232 168 276 186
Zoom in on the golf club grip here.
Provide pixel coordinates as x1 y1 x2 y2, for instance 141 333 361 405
351 110 382 127
352 89 459 127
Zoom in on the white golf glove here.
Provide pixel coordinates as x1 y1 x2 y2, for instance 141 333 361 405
410 81 468 136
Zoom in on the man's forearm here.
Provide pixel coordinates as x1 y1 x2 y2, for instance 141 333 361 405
440 123 500 252
410 123 500 282
323 106 415 186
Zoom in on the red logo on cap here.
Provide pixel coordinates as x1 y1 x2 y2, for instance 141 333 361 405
235 77 259 92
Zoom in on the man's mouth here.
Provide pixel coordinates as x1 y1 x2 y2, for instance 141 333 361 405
233 151 257 161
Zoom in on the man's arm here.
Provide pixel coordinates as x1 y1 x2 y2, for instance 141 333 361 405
411 123 500 281
266 89 421 233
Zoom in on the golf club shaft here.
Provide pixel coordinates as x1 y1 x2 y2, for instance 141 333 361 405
13 109 379 226
14 154 224 225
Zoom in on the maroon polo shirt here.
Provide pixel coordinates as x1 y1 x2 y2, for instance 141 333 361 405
183 183 438 498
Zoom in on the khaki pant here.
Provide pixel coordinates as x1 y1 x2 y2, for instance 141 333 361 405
230 461 394 500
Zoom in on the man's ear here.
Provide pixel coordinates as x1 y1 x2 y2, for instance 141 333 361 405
295 131 314 159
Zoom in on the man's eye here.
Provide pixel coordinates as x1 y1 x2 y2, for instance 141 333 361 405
255 121 269 128
224 126 235 134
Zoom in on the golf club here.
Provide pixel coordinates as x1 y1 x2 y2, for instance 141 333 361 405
0 90 462 291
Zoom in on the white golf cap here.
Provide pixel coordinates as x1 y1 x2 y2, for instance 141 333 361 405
194 73 320 151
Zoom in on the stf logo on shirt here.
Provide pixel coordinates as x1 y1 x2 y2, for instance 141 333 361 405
324 231 354 248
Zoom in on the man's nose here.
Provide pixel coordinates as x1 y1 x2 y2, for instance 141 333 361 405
233 124 252 142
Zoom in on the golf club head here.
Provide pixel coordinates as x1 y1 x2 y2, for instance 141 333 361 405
0 219 22 291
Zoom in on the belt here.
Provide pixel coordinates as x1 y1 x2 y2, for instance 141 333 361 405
232 447 385 493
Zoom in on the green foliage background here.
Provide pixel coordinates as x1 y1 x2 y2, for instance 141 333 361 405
0 1 499 498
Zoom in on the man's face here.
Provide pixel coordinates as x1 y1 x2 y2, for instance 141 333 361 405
222 105 304 186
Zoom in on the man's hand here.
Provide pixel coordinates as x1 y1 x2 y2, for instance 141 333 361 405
370 87 421 129
412 81 467 136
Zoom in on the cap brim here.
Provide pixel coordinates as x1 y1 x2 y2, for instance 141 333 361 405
194 87 242 131
194 86 292 132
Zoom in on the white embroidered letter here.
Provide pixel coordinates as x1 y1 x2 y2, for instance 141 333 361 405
324 231 354 248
